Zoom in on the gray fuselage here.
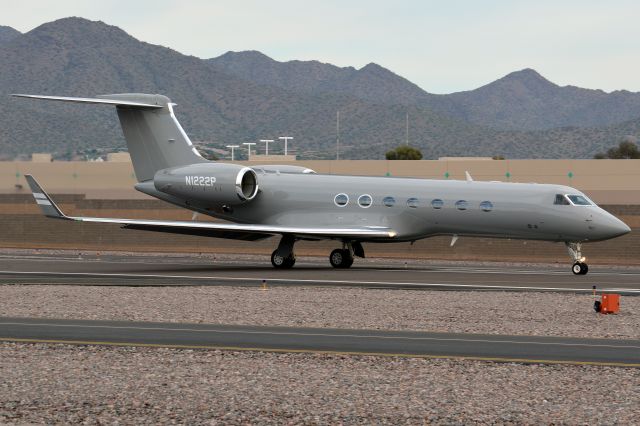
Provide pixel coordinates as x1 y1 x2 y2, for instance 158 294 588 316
165 171 630 244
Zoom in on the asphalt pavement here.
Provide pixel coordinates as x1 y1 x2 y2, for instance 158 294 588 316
0 252 639 294
1 317 639 367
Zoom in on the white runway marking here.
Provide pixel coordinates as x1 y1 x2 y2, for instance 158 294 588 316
2 270 640 293
2 254 640 277
0 255 216 267
373 266 640 277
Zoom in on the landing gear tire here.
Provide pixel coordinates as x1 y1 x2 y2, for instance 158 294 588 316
566 242 588 275
330 249 353 269
572 262 588 275
271 250 295 269
284 256 296 268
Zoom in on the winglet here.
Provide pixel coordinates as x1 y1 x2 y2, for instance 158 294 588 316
465 171 473 182
24 175 68 219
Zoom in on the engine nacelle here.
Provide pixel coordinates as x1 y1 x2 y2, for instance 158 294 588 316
154 163 259 205
252 165 316 174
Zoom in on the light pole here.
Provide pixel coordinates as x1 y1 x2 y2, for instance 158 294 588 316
336 110 340 160
405 111 409 146
259 139 274 155
278 136 293 156
243 142 256 161
226 145 239 161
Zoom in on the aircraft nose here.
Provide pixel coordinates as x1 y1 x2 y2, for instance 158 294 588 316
617 220 632 236
596 213 631 239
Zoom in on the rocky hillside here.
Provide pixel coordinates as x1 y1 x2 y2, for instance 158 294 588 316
1 17 639 160
0 25 21 45
211 52 640 130
209 51 434 106
443 69 640 130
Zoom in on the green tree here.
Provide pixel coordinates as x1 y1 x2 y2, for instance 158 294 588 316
385 146 423 160
594 140 640 159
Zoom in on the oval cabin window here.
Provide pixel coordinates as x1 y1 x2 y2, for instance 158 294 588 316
383 196 396 207
358 194 373 208
334 193 349 207
480 201 493 212
455 200 468 210
407 198 420 208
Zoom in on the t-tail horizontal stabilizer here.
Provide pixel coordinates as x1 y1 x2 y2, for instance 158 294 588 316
13 93 206 182
11 94 164 109
25 175 67 219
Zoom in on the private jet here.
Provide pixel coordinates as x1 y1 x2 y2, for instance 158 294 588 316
14 93 631 274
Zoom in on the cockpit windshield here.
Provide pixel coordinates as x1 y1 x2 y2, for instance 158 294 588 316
554 194 570 205
567 195 593 206
554 194 594 206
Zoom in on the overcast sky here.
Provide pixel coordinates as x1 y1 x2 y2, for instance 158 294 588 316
3 0 640 94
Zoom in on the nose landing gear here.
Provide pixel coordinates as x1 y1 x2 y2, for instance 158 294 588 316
571 261 588 275
566 242 588 275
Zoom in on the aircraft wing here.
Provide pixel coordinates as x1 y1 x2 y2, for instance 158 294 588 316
25 175 397 241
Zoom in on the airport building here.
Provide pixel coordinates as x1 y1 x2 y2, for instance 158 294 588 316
2 158 639 264
2 157 639 204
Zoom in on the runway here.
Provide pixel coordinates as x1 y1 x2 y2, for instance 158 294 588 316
1 252 640 294
1 317 638 367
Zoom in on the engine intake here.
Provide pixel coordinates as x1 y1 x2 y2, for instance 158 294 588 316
236 166 258 201
154 163 259 205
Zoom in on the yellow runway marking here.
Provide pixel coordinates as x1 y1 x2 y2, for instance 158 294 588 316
2 337 639 368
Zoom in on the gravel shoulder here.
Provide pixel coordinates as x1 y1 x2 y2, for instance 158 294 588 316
2 342 639 424
2 267 639 423
0 285 638 339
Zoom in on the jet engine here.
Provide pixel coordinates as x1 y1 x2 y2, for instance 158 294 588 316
153 163 259 205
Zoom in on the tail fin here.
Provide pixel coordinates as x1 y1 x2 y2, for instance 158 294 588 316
12 93 208 181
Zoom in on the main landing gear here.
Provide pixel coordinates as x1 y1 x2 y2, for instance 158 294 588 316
329 248 353 268
270 238 366 269
271 250 296 269
566 242 588 275
271 235 296 269
329 241 365 269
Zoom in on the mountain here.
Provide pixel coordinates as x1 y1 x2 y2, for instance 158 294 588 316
0 25 21 45
0 17 638 160
0 18 478 159
210 51 640 131
209 51 433 106
0 17 338 156
443 69 640 130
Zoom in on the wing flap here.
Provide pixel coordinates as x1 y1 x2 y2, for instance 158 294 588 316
121 223 272 241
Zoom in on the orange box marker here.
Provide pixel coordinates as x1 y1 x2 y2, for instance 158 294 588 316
600 293 620 314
